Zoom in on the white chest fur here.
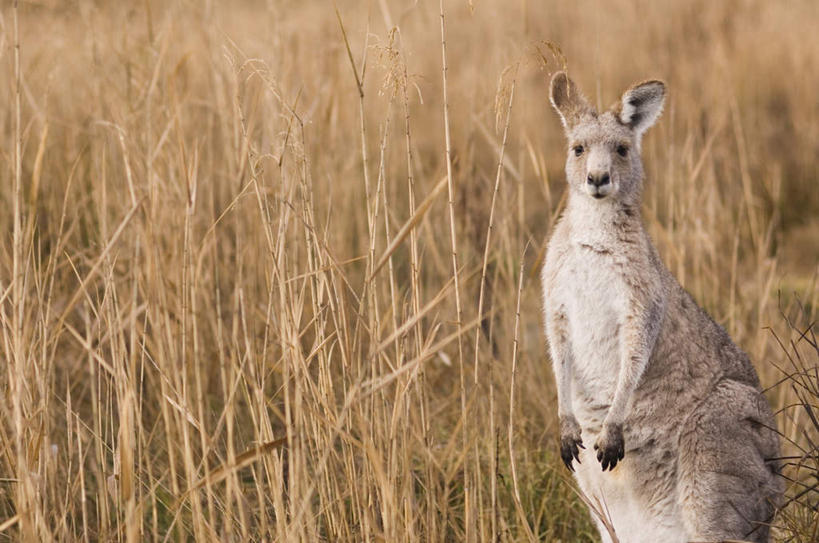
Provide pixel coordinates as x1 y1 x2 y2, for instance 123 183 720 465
550 243 627 420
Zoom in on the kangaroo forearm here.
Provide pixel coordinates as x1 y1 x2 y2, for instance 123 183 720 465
606 352 648 424
547 311 575 418
554 350 574 418
607 300 663 424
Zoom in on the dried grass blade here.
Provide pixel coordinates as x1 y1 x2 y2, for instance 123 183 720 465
369 175 447 281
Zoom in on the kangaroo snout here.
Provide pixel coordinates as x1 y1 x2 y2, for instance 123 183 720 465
587 172 610 187
586 171 612 198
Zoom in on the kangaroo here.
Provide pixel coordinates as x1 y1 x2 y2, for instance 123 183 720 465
541 72 783 543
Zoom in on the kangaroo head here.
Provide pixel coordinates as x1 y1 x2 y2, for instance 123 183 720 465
549 72 665 204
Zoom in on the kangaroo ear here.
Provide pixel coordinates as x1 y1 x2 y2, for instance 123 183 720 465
550 72 594 130
619 80 666 135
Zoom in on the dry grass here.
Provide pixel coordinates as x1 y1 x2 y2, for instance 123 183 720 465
0 0 817 541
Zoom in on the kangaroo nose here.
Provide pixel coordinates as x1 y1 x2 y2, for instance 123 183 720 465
587 172 610 187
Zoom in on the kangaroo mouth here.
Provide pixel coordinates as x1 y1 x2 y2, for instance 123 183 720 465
587 184 612 199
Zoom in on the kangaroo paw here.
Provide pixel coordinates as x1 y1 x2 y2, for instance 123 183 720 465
594 422 625 471
559 416 585 472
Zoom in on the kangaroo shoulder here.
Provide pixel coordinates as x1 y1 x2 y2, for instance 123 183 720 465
542 220 571 278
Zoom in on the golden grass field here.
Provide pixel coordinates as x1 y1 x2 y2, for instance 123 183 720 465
1 0 817 541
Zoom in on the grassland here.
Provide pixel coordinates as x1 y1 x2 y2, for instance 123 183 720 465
0 0 817 541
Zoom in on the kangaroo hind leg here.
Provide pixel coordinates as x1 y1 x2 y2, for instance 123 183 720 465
676 380 782 543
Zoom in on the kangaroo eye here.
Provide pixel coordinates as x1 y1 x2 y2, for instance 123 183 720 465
573 145 584 157
616 145 628 157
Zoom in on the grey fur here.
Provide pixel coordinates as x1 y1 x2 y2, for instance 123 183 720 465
542 72 783 543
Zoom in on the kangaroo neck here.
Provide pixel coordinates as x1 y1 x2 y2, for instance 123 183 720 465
565 191 643 246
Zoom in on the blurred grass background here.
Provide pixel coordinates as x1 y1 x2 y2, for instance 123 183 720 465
0 0 817 540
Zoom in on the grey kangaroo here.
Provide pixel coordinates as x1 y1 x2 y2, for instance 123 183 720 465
541 72 782 542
